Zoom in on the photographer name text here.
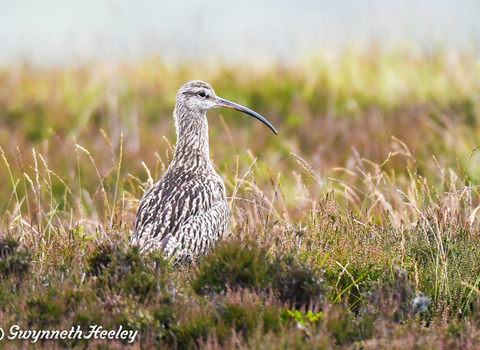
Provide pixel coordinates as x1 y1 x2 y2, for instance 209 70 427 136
1 325 138 344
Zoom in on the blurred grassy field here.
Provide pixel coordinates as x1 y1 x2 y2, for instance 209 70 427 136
1 48 480 348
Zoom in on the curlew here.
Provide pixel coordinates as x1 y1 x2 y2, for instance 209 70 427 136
131 81 277 263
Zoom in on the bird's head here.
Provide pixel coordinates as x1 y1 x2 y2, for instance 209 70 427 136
175 80 278 135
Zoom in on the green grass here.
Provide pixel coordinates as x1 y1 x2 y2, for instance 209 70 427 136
1 47 480 348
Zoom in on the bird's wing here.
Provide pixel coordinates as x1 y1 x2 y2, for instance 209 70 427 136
170 197 228 256
132 170 225 251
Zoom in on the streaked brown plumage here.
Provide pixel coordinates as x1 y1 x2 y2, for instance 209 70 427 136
131 81 277 263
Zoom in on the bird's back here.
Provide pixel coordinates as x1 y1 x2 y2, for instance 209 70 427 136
132 166 228 261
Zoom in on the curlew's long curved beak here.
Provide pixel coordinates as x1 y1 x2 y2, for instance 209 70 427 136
215 97 278 135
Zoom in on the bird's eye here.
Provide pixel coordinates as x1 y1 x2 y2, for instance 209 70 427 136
198 91 206 98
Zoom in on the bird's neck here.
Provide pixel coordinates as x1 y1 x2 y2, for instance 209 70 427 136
171 109 212 171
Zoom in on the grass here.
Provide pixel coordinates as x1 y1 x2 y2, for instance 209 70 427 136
0 46 480 348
